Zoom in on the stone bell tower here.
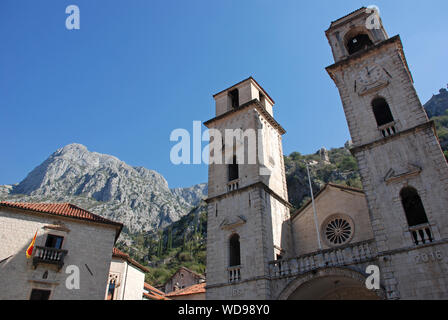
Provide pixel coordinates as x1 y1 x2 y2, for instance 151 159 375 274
326 8 448 299
204 77 292 300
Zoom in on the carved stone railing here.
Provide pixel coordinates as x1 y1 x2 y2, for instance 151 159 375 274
227 179 240 192
378 122 397 138
268 240 376 278
33 246 68 270
228 265 241 283
409 223 434 246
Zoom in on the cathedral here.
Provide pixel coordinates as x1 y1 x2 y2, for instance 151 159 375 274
204 7 448 300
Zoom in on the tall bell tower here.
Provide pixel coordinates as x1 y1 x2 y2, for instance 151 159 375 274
326 8 448 299
204 77 292 300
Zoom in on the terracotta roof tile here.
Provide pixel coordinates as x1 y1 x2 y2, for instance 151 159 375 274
143 291 170 300
144 282 165 296
165 283 206 297
0 201 122 240
143 282 169 300
112 247 150 273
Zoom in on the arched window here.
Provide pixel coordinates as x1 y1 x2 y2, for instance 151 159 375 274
229 234 241 267
346 33 373 55
400 187 433 245
372 97 394 127
400 187 428 227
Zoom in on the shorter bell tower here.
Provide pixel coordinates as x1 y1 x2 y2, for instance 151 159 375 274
204 77 293 300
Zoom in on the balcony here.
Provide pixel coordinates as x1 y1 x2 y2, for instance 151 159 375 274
269 240 376 278
33 246 68 270
227 179 240 192
409 223 434 246
378 122 397 138
228 265 241 283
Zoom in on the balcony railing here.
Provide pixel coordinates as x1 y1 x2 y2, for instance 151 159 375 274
227 179 240 192
33 246 68 270
378 122 397 138
409 223 434 246
228 265 241 283
269 240 376 278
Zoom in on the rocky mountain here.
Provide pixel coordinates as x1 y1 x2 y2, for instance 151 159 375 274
171 183 208 209
284 146 361 209
0 143 206 234
424 88 448 118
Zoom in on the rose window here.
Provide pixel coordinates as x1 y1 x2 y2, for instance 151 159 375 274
324 217 353 246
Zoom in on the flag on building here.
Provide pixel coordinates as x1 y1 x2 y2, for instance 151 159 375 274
26 231 37 259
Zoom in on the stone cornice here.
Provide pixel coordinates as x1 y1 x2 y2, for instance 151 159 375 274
326 35 409 79
206 181 292 209
350 121 435 155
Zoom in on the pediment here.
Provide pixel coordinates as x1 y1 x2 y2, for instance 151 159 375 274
384 164 422 184
220 216 247 230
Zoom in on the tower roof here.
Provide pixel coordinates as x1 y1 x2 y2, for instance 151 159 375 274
0 201 123 241
326 7 368 32
212 76 275 105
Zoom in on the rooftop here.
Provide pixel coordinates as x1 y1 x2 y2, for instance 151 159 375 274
165 283 206 297
212 76 275 105
0 201 123 240
112 247 150 273
291 183 364 220
143 282 169 300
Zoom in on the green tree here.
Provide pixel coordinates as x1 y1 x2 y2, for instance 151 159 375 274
167 227 173 251
157 230 163 257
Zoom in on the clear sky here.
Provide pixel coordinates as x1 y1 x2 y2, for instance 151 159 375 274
1 0 447 188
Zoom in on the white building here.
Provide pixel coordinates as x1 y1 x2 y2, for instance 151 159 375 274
106 247 149 300
0 201 122 300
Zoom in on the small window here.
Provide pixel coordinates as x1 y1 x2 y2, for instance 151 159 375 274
228 155 239 182
45 235 64 249
372 97 394 127
29 289 51 300
229 89 239 109
229 234 241 267
347 33 373 55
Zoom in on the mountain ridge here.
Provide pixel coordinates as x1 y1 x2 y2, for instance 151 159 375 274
0 143 206 235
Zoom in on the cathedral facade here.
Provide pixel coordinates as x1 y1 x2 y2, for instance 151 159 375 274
205 8 448 299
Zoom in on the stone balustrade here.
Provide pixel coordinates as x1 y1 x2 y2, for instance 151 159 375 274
378 121 397 138
408 223 434 245
228 265 241 283
268 239 376 278
227 179 240 192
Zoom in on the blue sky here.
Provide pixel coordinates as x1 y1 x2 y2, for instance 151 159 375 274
1 1 447 188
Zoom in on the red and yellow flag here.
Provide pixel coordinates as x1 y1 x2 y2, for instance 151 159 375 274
26 231 37 259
